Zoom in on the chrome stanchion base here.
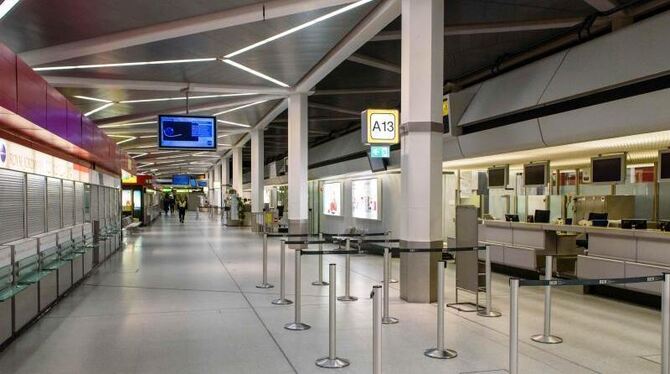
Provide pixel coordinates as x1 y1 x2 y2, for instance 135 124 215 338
271 298 293 305
256 283 274 289
530 334 563 344
424 348 457 359
381 316 399 325
477 310 502 318
337 296 358 302
311 280 329 286
389 278 398 284
315 357 350 369
284 322 311 331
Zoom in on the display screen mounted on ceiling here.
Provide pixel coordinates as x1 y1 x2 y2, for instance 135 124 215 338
158 115 217 151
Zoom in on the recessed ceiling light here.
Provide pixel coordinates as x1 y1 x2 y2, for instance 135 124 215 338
98 121 156 129
137 162 155 168
224 0 373 58
33 57 217 72
74 95 113 103
223 60 289 88
84 102 114 117
119 92 256 104
213 100 269 116
139 135 158 139
114 136 137 145
130 153 148 159
217 120 251 128
0 0 20 20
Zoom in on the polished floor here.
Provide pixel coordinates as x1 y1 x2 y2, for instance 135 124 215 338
0 212 663 373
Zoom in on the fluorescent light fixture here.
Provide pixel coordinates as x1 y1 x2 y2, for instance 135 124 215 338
119 92 255 104
115 136 137 145
223 59 289 88
34 57 217 72
98 121 155 129
213 100 268 116
130 153 148 159
0 0 20 20
74 95 113 103
130 144 157 149
156 155 188 160
137 163 155 168
139 135 158 139
224 0 373 58
217 119 251 128
84 102 114 117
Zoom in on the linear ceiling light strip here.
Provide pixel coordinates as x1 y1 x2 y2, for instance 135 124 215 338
33 57 217 72
84 102 114 117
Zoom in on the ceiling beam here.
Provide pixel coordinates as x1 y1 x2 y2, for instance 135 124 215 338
582 0 618 11
295 0 401 92
309 102 359 116
44 76 291 95
96 95 283 125
313 87 400 95
346 53 400 74
19 0 362 66
370 17 589 42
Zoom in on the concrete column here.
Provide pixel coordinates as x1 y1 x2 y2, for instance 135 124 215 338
251 127 264 231
287 93 309 235
232 146 243 195
221 157 230 205
399 0 444 303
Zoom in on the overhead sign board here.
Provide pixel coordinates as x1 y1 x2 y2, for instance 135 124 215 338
361 109 399 145
370 145 390 158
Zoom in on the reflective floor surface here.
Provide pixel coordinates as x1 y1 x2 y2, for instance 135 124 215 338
0 213 663 373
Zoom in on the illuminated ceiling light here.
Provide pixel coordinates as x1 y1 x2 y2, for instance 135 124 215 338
74 95 113 103
130 153 148 159
84 102 114 117
137 162 155 168
217 119 251 128
119 93 256 104
222 59 289 88
151 150 180 155
130 144 157 149
115 136 137 145
224 0 373 58
0 0 20 20
98 121 155 129
139 135 158 138
33 57 217 72
213 100 268 116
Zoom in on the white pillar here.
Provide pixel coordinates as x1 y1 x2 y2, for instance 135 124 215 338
221 157 230 204
399 0 444 303
232 146 243 195
251 127 264 213
288 93 309 234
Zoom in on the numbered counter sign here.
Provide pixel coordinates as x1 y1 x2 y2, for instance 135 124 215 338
361 109 400 145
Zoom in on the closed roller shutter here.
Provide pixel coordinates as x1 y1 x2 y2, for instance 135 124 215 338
101 188 107 220
62 180 74 227
90 185 98 220
0 169 25 244
47 177 62 231
75 182 84 224
26 174 46 236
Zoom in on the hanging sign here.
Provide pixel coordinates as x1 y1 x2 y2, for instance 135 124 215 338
361 109 399 145
370 145 390 158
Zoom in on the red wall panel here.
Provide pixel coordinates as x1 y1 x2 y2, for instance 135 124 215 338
46 86 67 139
16 59 46 129
0 43 17 114
66 101 82 147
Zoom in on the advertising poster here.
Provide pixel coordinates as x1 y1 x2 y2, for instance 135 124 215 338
322 182 342 216
351 178 380 220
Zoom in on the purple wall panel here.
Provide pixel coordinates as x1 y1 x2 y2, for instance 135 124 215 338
66 101 82 147
16 59 46 128
46 86 68 139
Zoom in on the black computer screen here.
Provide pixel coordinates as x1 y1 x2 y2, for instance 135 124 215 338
524 163 547 186
534 210 550 223
488 167 507 188
592 156 624 183
660 151 670 181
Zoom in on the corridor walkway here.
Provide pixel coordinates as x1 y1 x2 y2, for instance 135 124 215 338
0 213 663 374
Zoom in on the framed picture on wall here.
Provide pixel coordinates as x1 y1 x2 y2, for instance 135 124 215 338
322 182 343 216
351 178 381 220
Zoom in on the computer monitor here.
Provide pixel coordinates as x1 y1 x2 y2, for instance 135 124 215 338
588 212 608 221
621 219 647 230
534 209 550 223
505 214 520 222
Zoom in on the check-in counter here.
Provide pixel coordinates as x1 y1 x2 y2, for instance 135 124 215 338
55 229 73 296
0 246 12 345
35 232 59 311
69 225 85 283
9 238 39 332
82 223 94 274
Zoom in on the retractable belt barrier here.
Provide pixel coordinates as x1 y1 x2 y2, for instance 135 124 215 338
509 273 670 374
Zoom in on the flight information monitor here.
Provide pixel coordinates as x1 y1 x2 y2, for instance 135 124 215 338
158 115 217 151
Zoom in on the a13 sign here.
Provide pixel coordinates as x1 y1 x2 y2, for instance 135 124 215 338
361 109 400 145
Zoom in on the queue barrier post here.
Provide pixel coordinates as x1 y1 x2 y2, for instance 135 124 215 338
477 245 501 318
382 248 398 324
425 260 457 359
372 285 383 374
316 264 350 369
256 233 274 289
509 278 519 374
386 231 398 284
285 249 311 331
312 232 328 286
531 255 562 344
337 238 358 302
271 239 293 305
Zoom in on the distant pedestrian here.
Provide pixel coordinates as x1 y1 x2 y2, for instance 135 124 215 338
163 195 170 215
169 196 175 215
177 198 188 223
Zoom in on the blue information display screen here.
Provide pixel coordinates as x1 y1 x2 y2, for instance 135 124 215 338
172 174 190 186
158 115 217 150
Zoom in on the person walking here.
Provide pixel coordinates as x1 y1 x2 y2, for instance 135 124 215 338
163 194 170 216
169 195 175 215
177 197 188 223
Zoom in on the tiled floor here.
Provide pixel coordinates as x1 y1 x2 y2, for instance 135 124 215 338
0 213 663 373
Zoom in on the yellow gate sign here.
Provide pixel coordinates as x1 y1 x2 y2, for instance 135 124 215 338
361 109 400 145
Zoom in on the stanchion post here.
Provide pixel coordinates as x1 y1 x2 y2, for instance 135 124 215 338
382 248 398 324
386 231 398 284
478 245 501 317
662 272 670 374
337 238 358 302
510 278 519 374
272 240 293 305
285 250 310 330
372 285 383 374
312 232 328 286
425 261 457 359
531 255 562 344
316 264 350 369
256 233 274 289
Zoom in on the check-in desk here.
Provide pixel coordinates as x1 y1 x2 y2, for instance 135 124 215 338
82 223 94 274
0 246 13 345
9 238 39 332
35 232 59 311
480 221 581 273
55 229 73 296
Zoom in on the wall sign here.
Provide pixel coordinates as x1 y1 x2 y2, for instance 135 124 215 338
351 178 381 220
322 182 343 216
361 109 399 145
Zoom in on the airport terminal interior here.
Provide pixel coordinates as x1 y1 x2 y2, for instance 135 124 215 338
1 0 670 373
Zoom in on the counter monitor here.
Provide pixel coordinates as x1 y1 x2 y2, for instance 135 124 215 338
659 150 670 182
523 162 549 187
591 154 626 184
487 165 509 188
